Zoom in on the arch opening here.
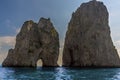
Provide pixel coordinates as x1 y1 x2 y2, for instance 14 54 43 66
37 59 43 67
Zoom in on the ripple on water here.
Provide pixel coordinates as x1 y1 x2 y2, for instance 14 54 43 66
0 67 120 80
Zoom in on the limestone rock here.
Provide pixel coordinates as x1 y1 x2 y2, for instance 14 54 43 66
2 18 59 67
62 1 120 67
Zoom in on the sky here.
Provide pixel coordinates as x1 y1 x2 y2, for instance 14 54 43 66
0 0 120 64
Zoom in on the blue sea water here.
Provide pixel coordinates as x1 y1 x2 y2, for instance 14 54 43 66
0 66 120 80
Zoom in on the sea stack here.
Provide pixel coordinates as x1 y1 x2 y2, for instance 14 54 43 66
63 0 120 67
2 18 59 67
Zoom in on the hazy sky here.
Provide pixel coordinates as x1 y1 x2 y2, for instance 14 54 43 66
0 0 120 64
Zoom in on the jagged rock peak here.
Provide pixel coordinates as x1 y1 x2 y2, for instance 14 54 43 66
20 20 37 32
38 17 58 37
62 1 120 67
38 17 52 29
2 17 59 67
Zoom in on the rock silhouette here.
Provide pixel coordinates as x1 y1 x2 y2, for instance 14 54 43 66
2 18 59 67
63 0 120 67
2 0 120 68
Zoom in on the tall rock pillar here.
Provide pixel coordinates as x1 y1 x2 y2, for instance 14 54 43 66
63 1 120 67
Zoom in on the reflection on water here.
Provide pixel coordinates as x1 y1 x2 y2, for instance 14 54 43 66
55 67 72 80
0 67 120 80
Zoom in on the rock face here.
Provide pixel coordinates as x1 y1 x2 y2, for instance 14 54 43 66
63 1 120 67
2 18 59 67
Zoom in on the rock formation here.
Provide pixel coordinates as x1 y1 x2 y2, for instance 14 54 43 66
2 18 59 67
63 0 120 67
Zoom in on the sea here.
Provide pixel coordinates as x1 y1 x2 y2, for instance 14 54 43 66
0 66 120 80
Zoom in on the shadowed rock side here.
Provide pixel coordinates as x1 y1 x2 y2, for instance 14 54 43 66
2 18 59 67
63 1 120 67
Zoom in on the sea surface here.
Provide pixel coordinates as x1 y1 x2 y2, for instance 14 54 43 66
0 66 120 80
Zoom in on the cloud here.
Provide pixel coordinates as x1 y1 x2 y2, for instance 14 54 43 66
114 41 120 48
114 40 120 56
0 36 16 63
0 36 16 47
0 36 16 54
0 53 7 63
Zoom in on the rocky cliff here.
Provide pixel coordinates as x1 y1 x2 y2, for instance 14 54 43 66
63 0 120 67
2 18 59 67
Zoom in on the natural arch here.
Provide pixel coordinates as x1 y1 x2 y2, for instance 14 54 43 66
37 59 43 67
